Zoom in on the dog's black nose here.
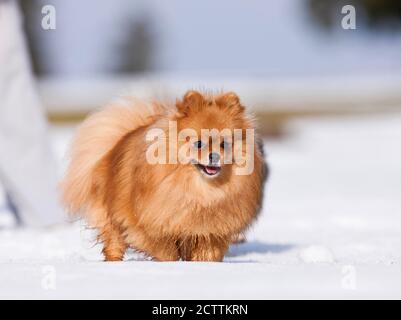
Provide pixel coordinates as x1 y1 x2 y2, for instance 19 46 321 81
209 152 220 164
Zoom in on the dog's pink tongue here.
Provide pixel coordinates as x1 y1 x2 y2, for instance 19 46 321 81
205 166 218 175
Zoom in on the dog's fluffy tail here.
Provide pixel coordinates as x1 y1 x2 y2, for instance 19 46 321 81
61 97 164 216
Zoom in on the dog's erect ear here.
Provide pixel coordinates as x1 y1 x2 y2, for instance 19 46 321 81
216 92 244 114
183 90 204 105
176 90 205 115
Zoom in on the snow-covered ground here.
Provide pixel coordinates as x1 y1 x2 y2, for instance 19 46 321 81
1 113 401 299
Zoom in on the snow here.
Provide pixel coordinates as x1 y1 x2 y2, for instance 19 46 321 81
299 246 334 264
1 113 401 299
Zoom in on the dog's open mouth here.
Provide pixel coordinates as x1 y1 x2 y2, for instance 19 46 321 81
195 163 221 176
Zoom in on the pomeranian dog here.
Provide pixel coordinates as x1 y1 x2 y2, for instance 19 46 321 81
62 90 267 262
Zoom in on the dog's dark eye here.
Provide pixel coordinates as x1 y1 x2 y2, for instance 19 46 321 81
220 140 230 149
193 140 204 149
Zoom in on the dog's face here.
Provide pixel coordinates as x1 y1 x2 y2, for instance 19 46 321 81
175 91 250 182
190 134 227 179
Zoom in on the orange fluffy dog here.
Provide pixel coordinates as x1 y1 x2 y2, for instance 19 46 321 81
62 90 267 261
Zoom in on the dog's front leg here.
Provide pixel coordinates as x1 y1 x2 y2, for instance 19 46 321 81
127 233 180 262
181 236 229 262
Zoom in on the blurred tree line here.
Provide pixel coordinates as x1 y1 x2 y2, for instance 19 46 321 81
20 0 155 76
19 0 401 76
307 0 401 31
